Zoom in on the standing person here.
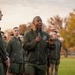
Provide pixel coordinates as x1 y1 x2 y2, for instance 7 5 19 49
23 16 51 75
0 9 10 75
49 31 61 75
7 27 24 75
1 31 7 50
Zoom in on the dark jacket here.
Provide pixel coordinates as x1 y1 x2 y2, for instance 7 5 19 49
7 36 24 63
23 29 50 65
0 32 7 63
49 39 61 60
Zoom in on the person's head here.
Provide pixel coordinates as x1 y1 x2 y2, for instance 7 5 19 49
32 16 43 31
0 10 3 21
13 27 19 37
1 31 4 39
18 34 24 42
52 31 58 39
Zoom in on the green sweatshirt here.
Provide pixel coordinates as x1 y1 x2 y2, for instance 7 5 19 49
7 36 24 63
0 32 7 63
49 39 61 60
23 29 50 65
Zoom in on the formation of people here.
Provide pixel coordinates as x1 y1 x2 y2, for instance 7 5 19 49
0 9 61 75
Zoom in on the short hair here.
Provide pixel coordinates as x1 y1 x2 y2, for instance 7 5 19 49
13 27 18 30
32 16 42 23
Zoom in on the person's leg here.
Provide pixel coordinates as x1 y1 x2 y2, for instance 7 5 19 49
18 73 24 75
36 65 46 75
36 69 46 75
54 59 60 75
9 73 17 75
8 63 25 75
6 69 11 75
49 64 54 75
47 67 49 75
0 63 6 75
24 74 34 75
24 64 35 75
10 73 26 75
55 65 59 75
47 58 50 75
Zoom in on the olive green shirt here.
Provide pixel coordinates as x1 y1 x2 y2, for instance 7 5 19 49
23 29 50 65
49 39 61 60
0 32 7 63
7 36 24 63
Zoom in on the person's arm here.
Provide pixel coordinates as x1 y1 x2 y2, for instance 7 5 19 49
0 38 10 67
0 39 7 60
6 40 12 57
23 33 38 51
59 41 62 52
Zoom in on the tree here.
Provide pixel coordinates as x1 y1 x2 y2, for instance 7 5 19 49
61 10 75 48
47 15 69 57
19 24 27 35
47 15 63 32
4 29 13 42
60 10 75 57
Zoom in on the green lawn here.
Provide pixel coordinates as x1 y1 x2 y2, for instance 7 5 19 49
59 57 75 75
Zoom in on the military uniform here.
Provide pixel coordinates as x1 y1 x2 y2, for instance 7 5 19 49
3 40 7 50
7 36 24 74
23 29 50 75
0 33 7 75
49 39 61 65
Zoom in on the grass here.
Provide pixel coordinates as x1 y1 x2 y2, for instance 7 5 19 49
59 57 75 75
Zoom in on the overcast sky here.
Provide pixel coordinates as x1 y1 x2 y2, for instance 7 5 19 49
0 0 75 31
